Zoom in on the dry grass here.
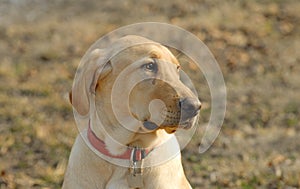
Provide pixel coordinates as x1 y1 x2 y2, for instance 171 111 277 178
0 0 299 188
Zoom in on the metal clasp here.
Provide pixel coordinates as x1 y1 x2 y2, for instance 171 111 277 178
129 147 145 175
127 147 145 188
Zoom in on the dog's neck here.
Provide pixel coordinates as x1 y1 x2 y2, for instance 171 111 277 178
93 90 173 152
86 118 180 165
87 123 154 161
90 106 171 156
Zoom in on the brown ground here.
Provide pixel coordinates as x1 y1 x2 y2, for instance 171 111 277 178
0 0 299 188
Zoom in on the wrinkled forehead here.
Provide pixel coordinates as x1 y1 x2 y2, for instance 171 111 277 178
110 43 180 66
147 45 180 66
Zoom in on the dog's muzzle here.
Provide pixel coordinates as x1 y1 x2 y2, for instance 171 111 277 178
143 97 201 134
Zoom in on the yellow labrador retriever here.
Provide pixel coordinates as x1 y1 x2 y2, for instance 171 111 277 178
63 35 201 189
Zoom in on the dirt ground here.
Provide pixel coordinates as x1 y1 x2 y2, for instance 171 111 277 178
0 0 299 188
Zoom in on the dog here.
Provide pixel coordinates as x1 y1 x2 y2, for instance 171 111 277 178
63 35 201 189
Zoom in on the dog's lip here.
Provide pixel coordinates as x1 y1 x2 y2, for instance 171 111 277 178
143 121 159 130
142 120 193 134
160 125 178 134
141 120 178 134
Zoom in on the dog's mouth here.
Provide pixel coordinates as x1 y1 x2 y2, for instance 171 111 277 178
142 116 197 134
142 121 177 134
141 104 200 134
161 109 198 130
161 120 195 133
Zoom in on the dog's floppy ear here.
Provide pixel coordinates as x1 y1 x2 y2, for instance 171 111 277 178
71 48 112 116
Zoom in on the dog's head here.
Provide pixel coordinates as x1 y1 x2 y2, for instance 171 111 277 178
71 35 201 134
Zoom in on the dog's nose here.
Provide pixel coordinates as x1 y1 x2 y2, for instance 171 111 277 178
179 97 201 119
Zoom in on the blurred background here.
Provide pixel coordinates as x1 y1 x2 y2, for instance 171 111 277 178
0 0 299 188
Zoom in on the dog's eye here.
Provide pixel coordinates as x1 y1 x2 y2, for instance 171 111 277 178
146 63 154 70
143 61 158 72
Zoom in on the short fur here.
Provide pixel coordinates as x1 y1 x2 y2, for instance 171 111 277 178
63 35 200 189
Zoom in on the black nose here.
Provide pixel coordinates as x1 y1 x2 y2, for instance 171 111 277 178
179 97 201 120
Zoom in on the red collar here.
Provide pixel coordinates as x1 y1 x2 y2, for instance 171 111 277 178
87 124 152 161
